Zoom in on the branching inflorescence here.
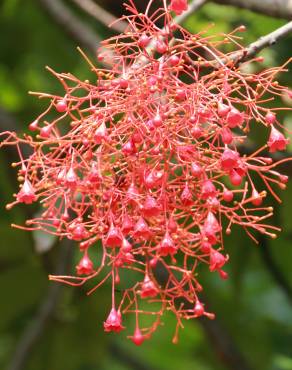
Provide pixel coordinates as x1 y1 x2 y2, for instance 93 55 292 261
1 0 291 344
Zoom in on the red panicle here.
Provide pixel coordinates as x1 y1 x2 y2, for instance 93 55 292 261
2 0 291 345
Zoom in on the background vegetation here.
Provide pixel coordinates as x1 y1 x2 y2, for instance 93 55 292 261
0 1 292 370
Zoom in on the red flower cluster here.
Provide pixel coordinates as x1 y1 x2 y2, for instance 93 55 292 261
1 0 291 343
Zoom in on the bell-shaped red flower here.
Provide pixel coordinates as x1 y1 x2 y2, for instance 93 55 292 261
209 248 228 272
133 217 152 239
104 224 123 247
70 224 88 241
201 180 217 199
181 183 193 205
130 327 145 346
220 149 239 171
94 122 108 144
104 308 125 333
267 125 289 152
76 253 94 275
158 232 178 256
169 0 188 15
202 212 221 245
140 274 158 298
142 195 161 217
226 107 244 128
17 179 36 204
65 167 78 188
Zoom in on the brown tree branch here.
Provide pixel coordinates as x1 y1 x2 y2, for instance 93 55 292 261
6 239 74 370
232 21 292 64
154 263 254 370
258 235 292 305
38 0 100 55
70 0 127 33
175 0 208 23
198 317 253 370
110 342 158 370
211 0 292 20
183 21 292 68
0 107 22 133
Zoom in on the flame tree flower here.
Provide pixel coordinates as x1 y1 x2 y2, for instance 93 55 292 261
1 0 291 344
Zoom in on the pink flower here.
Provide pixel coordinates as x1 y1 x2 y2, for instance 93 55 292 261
76 253 94 275
202 212 221 245
140 275 158 298
17 180 36 204
181 183 193 205
169 0 188 15
209 249 228 272
104 225 123 247
55 99 67 112
226 107 244 128
220 149 239 171
142 195 161 217
193 300 205 317
133 217 152 239
267 125 289 152
201 180 217 199
69 223 88 241
94 122 108 144
65 167 78 188
220 127 233 144
158 232 178 256
130 327 145 346
265 111 276 125
104 308 125 333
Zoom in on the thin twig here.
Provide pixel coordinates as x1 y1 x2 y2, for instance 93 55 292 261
198 317 253 370
70 0 127 33
212 0 292 20
183 21 292 68
110 342 158 370
6 239 74 370
38 0 100 55
154 262 254 370
233 21 292 64
258 235 292 304
175 0 207 24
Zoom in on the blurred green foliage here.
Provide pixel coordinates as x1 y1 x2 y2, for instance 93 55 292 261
0 1 292 370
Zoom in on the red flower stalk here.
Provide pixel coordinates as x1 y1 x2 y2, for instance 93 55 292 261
1 0 291 343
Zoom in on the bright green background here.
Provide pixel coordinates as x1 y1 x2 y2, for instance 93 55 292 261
0 1 292 370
